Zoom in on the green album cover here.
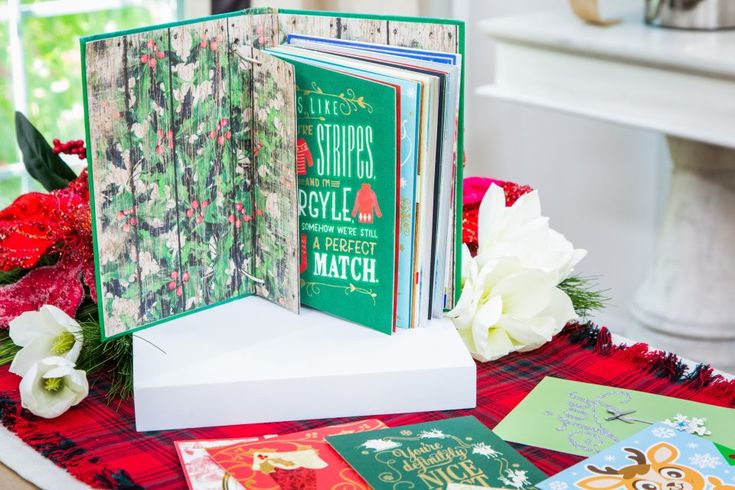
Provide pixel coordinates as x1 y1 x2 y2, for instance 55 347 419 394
277 56 400 334
326 416 546 489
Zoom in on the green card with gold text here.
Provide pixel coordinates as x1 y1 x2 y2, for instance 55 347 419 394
272 56 400 334
326 416 546 490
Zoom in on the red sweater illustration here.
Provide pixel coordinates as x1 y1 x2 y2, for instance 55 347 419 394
351 183 382 224
296 138 313 175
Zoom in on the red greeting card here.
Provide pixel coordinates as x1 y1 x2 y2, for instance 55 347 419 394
206 420 386 490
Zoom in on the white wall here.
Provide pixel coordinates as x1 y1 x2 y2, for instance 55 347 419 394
451 0 671 334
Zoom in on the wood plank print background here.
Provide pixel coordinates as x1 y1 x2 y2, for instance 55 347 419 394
85 9 459 338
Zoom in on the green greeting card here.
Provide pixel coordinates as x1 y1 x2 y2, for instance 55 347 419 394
494 377 735 457
326 416 546 490
273 55 400 334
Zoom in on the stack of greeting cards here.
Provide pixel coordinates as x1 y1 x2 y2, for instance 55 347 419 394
173 380 735 489
176 416 547 490
82 7 464 340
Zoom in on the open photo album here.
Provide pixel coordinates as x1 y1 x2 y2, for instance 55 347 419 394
82 7 464 339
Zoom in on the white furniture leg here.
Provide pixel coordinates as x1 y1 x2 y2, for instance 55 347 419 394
631 136 735 372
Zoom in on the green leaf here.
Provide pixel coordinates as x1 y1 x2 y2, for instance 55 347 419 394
15 111 77 191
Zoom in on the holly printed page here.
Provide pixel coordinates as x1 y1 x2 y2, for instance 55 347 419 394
326 416 546 490
83 21 300 339
494 377 735 457
205 419 386 489
273 55 401 334
538 423 735 490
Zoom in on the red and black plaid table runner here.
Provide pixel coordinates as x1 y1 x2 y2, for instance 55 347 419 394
1 322 733 489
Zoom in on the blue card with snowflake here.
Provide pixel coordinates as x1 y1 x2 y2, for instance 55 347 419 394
538 423 735 490
325 416 546 490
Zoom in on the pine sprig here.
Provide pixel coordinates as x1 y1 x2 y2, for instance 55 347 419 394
74 301 133 403
0 331 18 366
559 275 609 319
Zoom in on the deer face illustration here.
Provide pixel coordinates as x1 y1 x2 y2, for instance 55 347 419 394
578 443 705 490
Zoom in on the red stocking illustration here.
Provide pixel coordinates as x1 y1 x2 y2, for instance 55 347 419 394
296 138 313 176
351 183 382 224
300 234 308 274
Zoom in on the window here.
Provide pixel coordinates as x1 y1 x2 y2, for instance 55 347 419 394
0 0 183 207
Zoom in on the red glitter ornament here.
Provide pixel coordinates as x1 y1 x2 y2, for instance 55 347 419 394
0 171 96 328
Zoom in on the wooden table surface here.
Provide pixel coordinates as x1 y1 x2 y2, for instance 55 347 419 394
0 463 36 489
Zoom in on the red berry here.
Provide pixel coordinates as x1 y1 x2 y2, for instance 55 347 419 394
199 40 207 48
202 200 209 208
168 281 176 291
195 216 203 224
147 39 155 49
228 214 235 223
176 286 183 296
192 200 199 209
209 40 218 51
182 272 190 283
235 219 241 229
149 58 157 69
141 54 148 64
167 130 173 139
186 209 193 218
117 211 125 219
220 118 228 127
128 217 137 225
157 128 163 138
235 202 243 211
170 271 178 280
123 209 130 216
217 135 224 145
225 130 231 140
123 223 130 232
243 215 252 222
155 145 163 155
256 208 263 216
78 153 85 160
53 139 60 145
157 50 164 59
209 130 217 139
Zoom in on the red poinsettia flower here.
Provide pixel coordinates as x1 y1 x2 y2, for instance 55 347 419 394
462 177 533 256
0 171 95 328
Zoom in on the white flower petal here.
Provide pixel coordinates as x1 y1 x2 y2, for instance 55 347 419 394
493 269 556 318
471 295 503 354
477 327 516 362
9 338 55 376
18 356 88 419
9 310 62 346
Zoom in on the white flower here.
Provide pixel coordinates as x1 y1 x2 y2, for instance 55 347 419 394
476 184 586 282
447 249 576 362
9 305 83 377
18 357 89 419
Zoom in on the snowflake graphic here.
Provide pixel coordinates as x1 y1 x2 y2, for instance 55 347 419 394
604 455 616 462
498 468 530 489
472 442 501 459
662 414 712 436
687 442 699 449
399 430 412 436
652 427 677 439
549 482 568 490
400 177 407 189
688 453 722 470
361 439 401 452
418 429 447 439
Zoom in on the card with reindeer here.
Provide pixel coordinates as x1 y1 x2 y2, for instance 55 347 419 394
494 377 735 457
538 423 735 490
